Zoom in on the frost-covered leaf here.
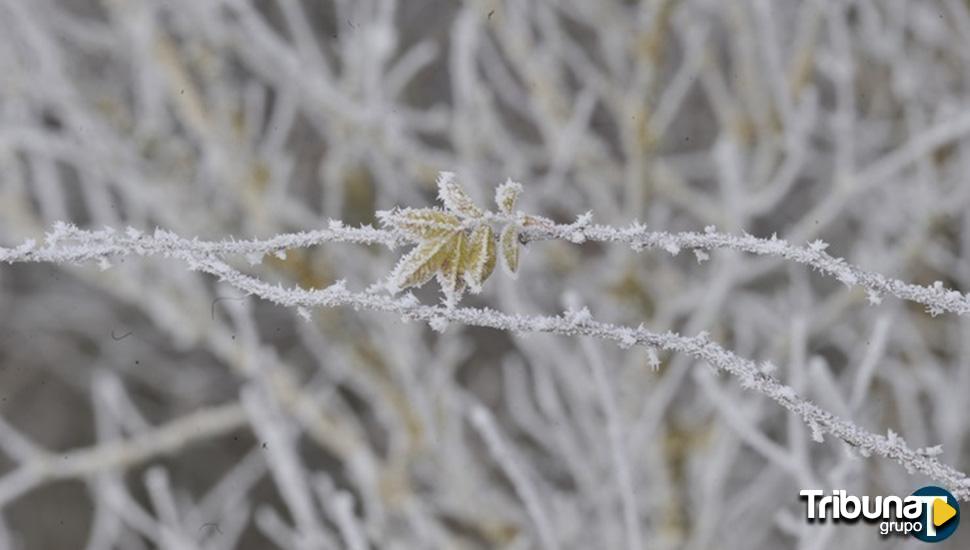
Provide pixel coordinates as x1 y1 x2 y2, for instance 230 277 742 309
495 179 522 215
437 171 483 218
387 233 456 292
436 231 466 303
379 207 461 241
462 225 496 293
500 224 519 277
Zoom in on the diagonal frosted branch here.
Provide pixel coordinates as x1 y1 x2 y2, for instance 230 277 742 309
158 254 970 501
165 261 970 502
0 403 245 507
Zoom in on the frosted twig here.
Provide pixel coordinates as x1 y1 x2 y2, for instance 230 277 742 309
4 221 968 317
3 226 970 499
185 259 970 500
6 228 970 500
518 224 970 317
469 405 561 550
580 338 643 550
0 403 245 507
0 221 404 267
241 387 332 549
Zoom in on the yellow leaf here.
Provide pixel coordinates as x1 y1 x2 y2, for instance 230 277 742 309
500 224 519 277
495 179 522 215
438 171 484 218
437 231 467 302
463 225 496 293
381 208 461 241
388 232 456 291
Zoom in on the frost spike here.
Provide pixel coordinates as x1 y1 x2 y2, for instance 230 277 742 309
437 171 483 219
463 225 496 293
500 224 520 278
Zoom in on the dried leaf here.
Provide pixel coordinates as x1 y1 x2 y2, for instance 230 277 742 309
388 233 455 291
437 231 466 303
495 179 522 215
500 224 519 277
463 225 496 293
380 207 461 241
383 172 532 303
437 171 483 218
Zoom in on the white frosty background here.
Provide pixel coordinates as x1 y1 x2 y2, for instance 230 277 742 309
1 0 970 548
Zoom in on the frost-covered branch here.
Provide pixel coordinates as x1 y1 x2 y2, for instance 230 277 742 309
0 221 404 267
0 402 245 507
2 224 967 500
520 223 970 317
6 216 969 317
